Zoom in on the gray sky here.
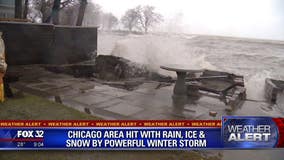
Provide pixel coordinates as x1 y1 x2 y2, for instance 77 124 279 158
93 0 284 40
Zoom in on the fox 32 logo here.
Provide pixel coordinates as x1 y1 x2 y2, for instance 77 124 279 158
222 116 279 148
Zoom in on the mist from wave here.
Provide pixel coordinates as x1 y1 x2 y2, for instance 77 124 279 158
98 32 284 101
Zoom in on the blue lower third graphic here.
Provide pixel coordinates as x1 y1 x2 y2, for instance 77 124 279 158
0 128 221 150
222 116 279 148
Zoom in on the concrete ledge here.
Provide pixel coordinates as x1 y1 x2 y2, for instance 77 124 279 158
265 78 284 104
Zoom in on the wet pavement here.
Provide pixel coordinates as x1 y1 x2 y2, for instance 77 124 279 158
8 65 284 120
7 65 284 160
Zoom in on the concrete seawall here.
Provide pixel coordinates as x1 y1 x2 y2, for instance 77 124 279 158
0 22 97 65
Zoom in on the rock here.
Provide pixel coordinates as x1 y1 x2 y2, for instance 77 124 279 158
54 95 62 104
84 108 91 114
43 55 151 80
94 55 149 80
209 111 217 117
225 108 233 112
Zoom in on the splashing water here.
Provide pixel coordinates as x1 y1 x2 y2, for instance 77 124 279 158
98 32 284 100
108 34 216 75
245 70 272 100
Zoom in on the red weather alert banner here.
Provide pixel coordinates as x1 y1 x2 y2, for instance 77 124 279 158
0 120 221 128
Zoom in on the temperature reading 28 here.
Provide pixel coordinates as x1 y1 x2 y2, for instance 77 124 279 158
17 142 25 147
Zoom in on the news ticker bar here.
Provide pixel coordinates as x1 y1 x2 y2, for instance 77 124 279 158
0 116 282 150
0 120 221 127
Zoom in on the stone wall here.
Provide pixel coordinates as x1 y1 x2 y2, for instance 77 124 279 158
0 21 97 65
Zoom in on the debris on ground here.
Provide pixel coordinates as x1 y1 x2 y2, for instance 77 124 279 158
209 111 217 117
